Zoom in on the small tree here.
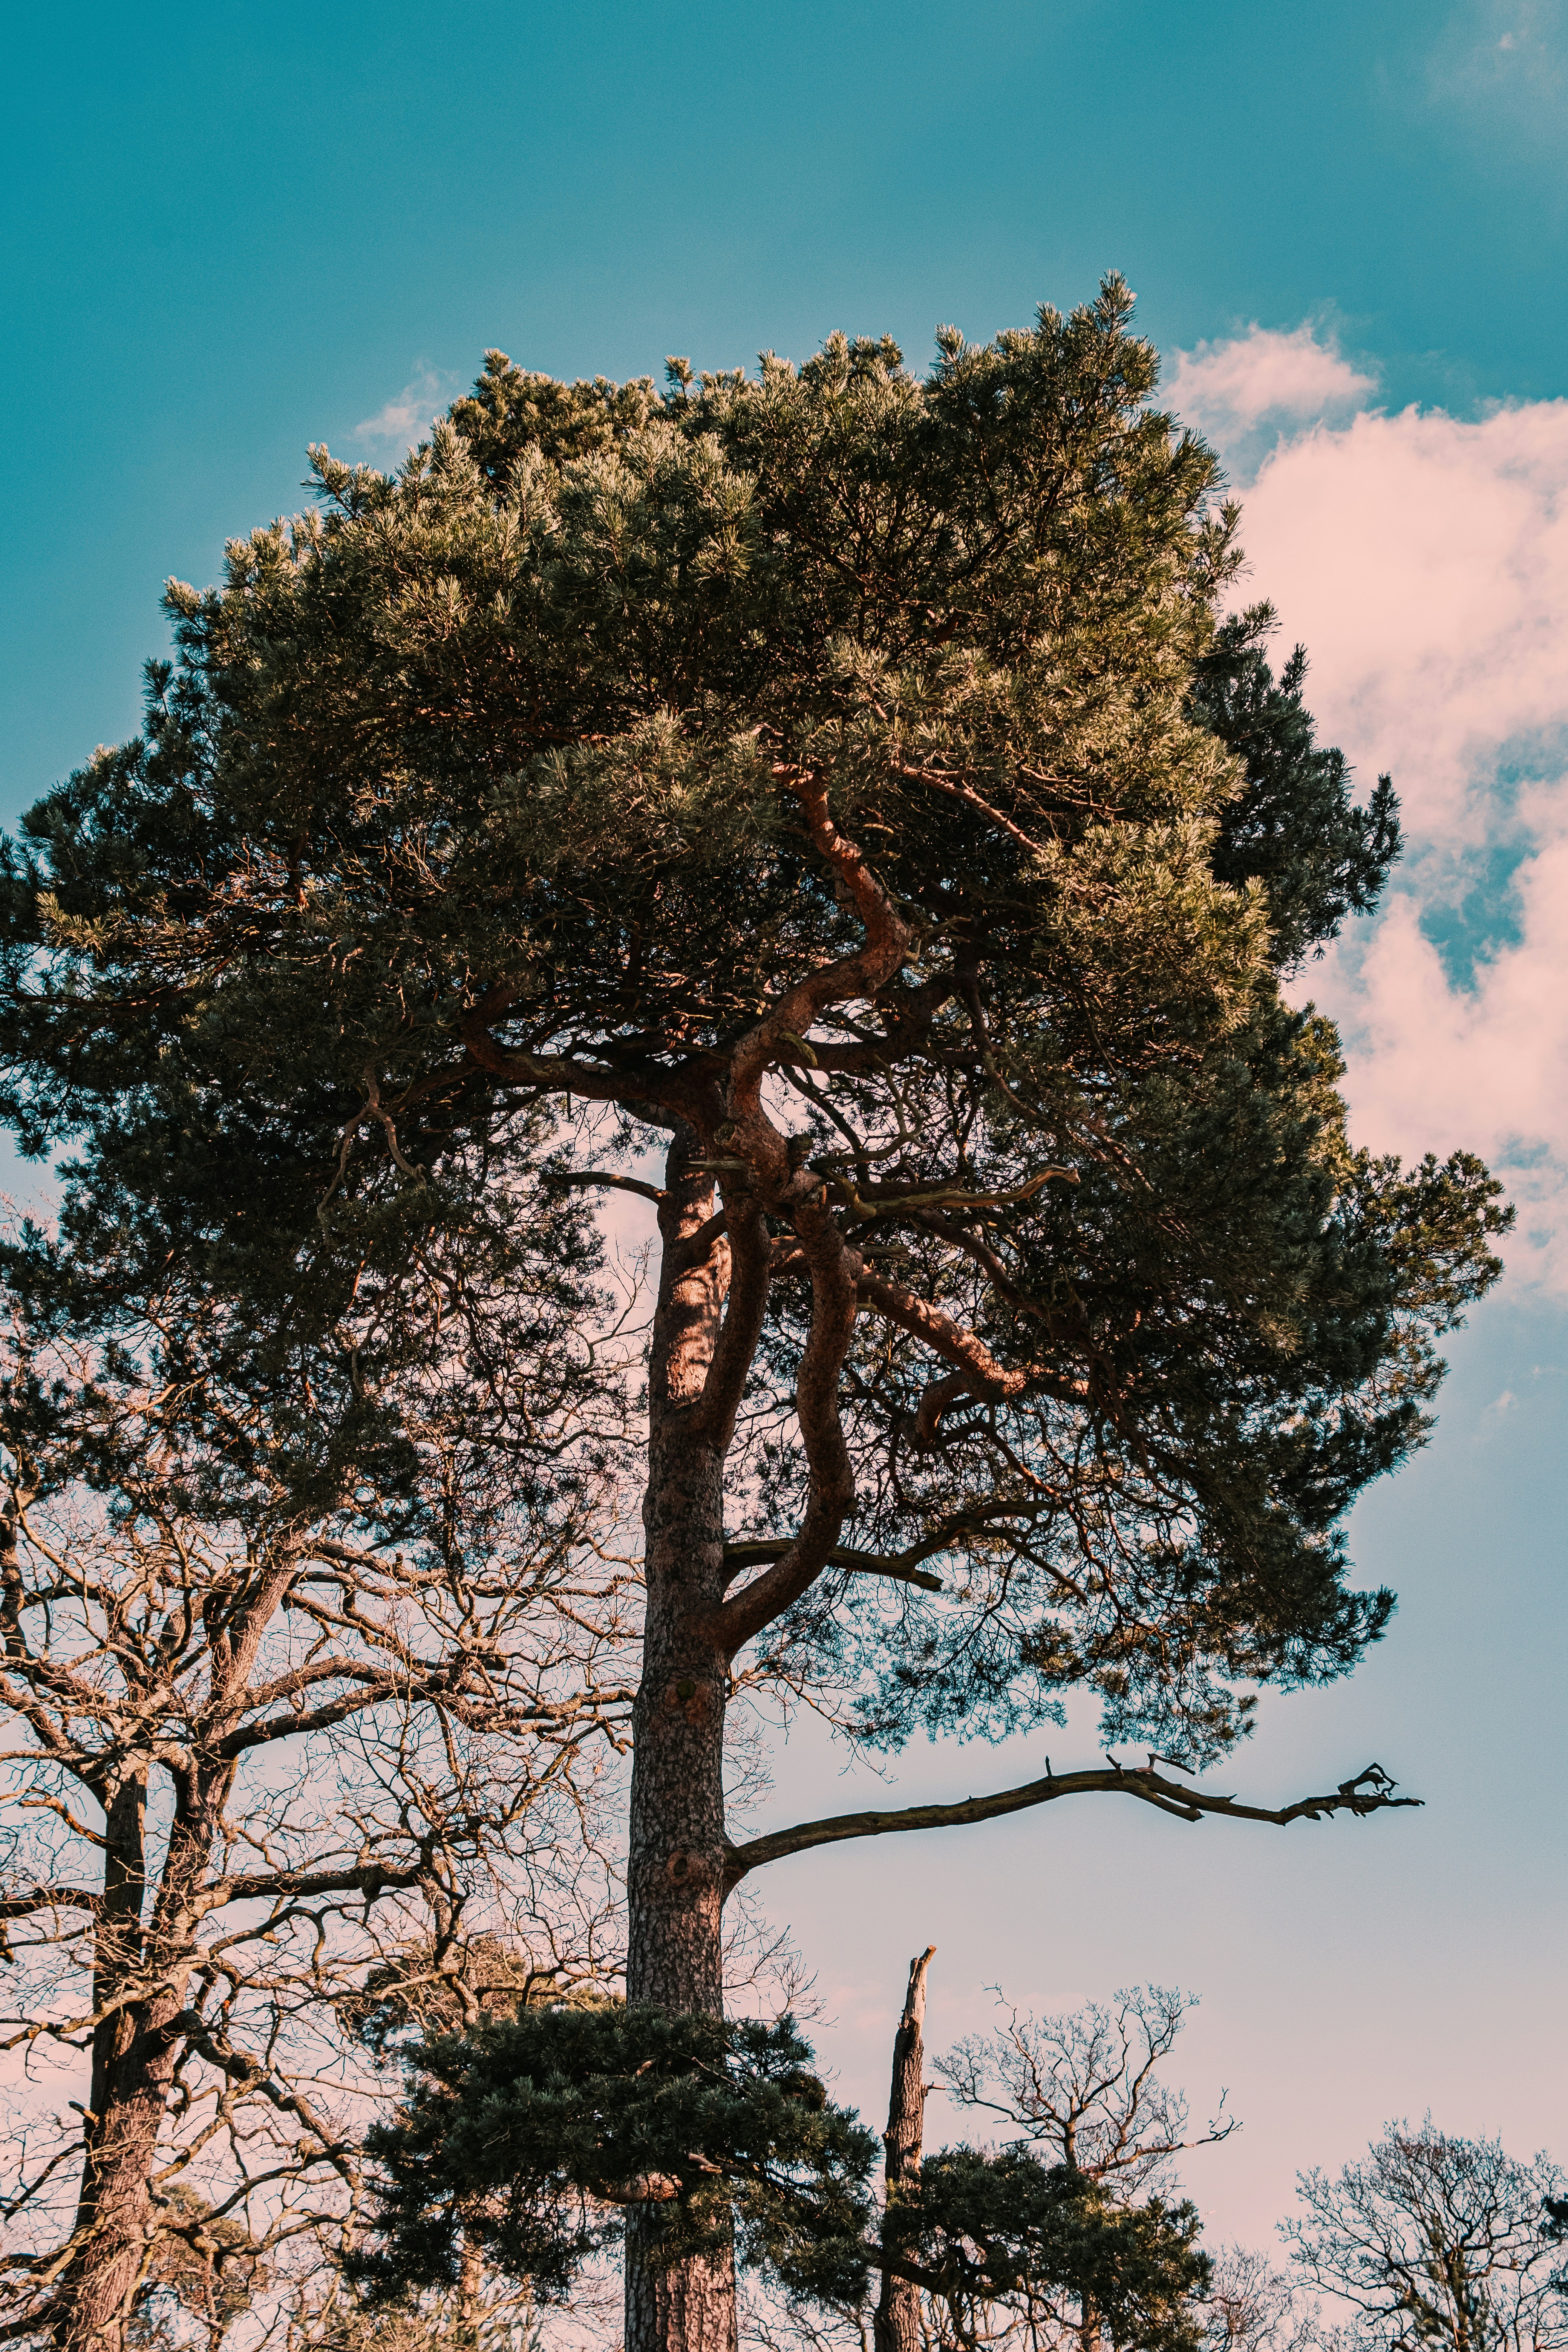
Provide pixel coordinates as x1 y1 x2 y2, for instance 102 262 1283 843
0 279 1510 2352
1283 2121 1568 2352
0 1306 636 2352
939 1985 1233 2199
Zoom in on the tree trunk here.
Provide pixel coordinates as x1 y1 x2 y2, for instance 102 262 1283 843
57 1761 239 2352
59 1995 187 2352
623 1127 738 2352
875 1947 935 2352
55 1769 180 2352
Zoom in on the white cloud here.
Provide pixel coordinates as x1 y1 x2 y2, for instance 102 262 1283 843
1170 324 1568 1290
351 363 456 450
1164 325 1377 484
1426 0 1568 124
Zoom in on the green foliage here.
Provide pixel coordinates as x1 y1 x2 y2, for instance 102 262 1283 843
447 351 664 484
349 2006 878 2309
352 2005 1210 2349
0 276 1511 1757
902 2147 1209 2352
1190 608 1401 968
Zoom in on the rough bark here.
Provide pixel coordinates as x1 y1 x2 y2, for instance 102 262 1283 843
875 1947 935 2352
623 1126 740 2352
53 1776 213 2352
58 1996 185 2352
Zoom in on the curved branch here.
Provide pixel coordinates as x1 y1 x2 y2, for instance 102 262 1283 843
723 1761 1421 1891
167 2011 355 2176
200 1857 428 1912
713 1213 861 1657
855 1272 1088 1438
691 1199 771 1450
721 1482 1062 1600
457 983 693 1113
729 768 911 1113
892 760 1050 859
0 1883 100 1925
548 1170 665 1205
723 1540 943 1592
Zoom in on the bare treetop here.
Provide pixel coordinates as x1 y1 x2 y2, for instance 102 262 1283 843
939 1985 1233 2197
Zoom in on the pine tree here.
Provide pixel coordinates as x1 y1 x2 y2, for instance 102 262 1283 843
346 1974 1213 2352
0 278 1509 2352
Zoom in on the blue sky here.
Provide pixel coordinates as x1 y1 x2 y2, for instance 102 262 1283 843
6 0 1568 802
4 0 1565 2268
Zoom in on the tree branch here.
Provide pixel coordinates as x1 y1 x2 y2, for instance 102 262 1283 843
548 1170 665 1205
712 1211 860 1656
722 1540 943 1592
729 767 912 1112
457 983 692 1113
0 1882 100 1925
855 1271 1088 1437
690 1201 771 1449
722 1762 1421 1890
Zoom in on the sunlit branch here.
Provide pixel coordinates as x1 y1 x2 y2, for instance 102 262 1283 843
723 1761 1420 1890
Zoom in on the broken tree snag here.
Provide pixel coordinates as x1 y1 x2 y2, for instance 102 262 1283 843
876 1946 936 2352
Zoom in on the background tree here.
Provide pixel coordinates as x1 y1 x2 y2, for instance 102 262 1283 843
1282 2123 1568 2352
1199 2247 1317 2352
926 1980 1230 2352
1186 610 1400 975
0 277 1511 2352
939 1986 1233 2202
0 1294 637 2352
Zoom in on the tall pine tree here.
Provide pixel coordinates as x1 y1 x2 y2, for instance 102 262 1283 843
0 279 1507 2352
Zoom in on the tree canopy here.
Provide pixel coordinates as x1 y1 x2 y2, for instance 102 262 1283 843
0 277 1504 1764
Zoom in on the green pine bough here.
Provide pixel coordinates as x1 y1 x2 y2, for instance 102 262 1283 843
348 1996 1210 2352
0 276 1510 2352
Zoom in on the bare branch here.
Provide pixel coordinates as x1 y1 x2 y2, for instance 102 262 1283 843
723 1761 1421 1890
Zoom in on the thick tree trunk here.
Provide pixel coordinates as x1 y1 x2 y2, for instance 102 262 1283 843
623 1128 738 2352
56 1762 241 2352
54 1770 182 2352
625 1408 729 2017
875 1947 935 2352
59 1997 186 2352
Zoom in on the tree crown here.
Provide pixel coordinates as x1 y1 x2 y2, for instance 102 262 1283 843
0 278 1509 1765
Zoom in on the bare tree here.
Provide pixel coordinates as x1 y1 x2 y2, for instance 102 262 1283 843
1199 2248 1317 2352
1282 2123 1568 2352
0 1325 638 2352
938 1987 1233 2199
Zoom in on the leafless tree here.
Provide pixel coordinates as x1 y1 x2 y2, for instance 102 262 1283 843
0 1316 639 2352
1199 2247 1317 2352
938 1987 1234 2199
1283 2122 1568 2352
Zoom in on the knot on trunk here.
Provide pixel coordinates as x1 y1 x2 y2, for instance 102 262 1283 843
663 1677 714 1726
